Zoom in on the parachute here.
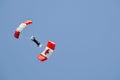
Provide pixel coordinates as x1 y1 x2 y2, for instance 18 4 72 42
37 40 56 62
14 20 56 62
14 20 32 39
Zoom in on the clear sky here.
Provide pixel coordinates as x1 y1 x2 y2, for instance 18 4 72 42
0 0 120 80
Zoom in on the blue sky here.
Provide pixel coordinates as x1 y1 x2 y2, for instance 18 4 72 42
0 0 120 80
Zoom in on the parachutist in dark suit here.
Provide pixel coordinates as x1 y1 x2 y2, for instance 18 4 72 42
30 36 42 48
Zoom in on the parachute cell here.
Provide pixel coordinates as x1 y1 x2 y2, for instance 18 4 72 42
14 20 32 39
37 40 56 62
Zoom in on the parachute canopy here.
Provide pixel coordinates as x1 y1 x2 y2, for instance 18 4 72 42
37 40 56 62
14 20 32 39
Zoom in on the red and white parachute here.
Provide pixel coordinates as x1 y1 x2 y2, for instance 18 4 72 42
14 20 32 39
37 40 56 62
14 20 56 62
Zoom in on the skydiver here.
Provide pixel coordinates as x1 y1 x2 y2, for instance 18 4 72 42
30 36 42 48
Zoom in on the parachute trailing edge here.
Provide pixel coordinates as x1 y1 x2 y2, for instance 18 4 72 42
14 20 32 39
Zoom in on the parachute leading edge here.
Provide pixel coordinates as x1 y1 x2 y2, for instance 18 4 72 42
37 40 56 62
14 20 32 39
